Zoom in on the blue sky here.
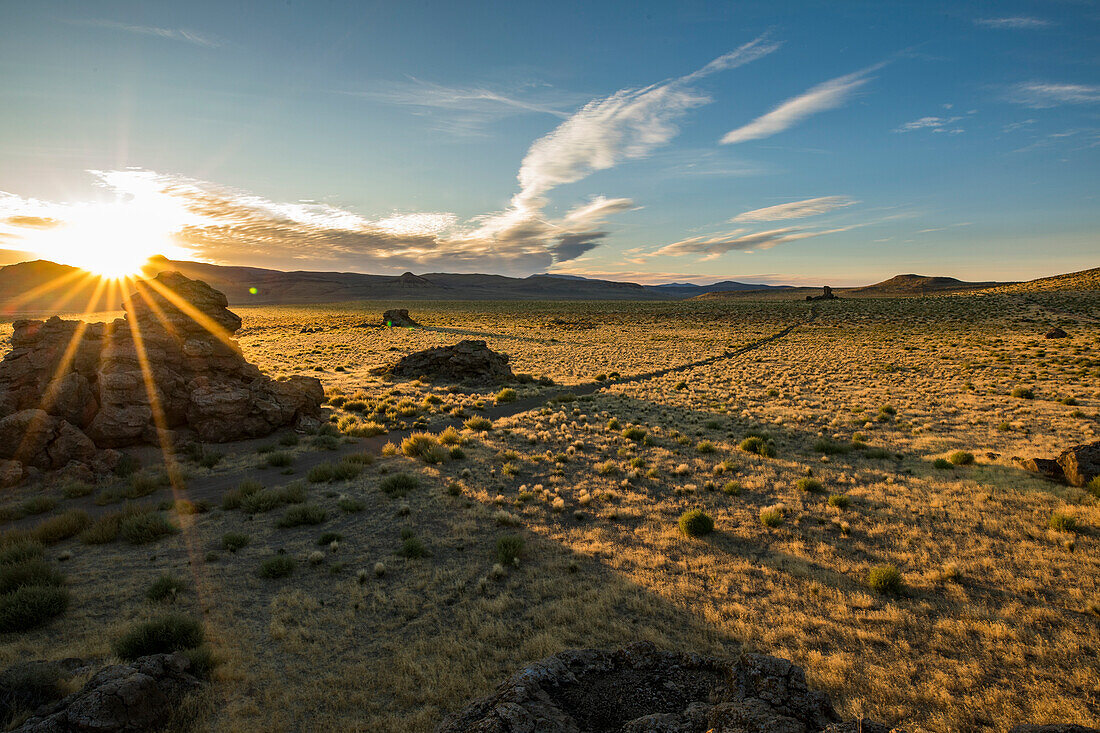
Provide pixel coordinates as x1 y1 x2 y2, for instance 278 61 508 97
0 0 1097 285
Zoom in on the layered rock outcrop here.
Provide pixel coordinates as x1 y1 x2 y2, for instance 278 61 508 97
382 309 420 327
0 272 323 483
1015 440 1100 488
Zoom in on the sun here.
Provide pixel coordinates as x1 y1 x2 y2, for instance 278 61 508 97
18 175 192 280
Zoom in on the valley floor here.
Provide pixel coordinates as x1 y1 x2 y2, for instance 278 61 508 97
2 291 1099 732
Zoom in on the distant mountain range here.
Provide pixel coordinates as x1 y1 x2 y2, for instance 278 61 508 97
0 256 1094 314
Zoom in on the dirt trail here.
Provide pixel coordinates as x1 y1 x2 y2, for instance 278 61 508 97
12 310 815 525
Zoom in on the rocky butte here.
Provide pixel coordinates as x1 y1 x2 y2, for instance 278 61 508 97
0 271 324 486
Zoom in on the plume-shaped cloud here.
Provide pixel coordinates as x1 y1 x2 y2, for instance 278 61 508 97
720 66 879 145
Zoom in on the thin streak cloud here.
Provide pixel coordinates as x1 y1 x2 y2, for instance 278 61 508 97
731 196 857 222
720 65 881 145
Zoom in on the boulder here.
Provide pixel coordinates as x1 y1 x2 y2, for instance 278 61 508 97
0 272 325 484
1013 456 1066 482
14 653 201 733
436 642 844 733
382 309 420 327
390 340 513 383
1044 327 1070 339
1056 441 1100 488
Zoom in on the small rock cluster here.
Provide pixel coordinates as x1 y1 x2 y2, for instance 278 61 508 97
11 653 201 732
388 339 513 383
1015 440 1100 487
438 643 1099 733
1045 327 1070 339
0 272 324 486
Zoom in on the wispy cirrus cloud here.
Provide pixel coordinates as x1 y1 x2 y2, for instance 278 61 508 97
337 78 586 136
894 116 965 134
1006 82 1100 108
720 64 880 145
731 196 857 222
652 225 854 260
69 18 222 47
975 17 1053 29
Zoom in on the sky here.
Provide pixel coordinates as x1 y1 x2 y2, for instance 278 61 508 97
0 0 1097 285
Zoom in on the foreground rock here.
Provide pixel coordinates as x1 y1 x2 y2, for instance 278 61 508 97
1045 327 1070 339
1015 440 1100 488
438 642 869 733
382 309 420 327
806 286 840 301
388 340 513 383
0 272 324 483
14 654 201 732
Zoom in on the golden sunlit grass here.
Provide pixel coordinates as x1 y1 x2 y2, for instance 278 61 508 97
1 291 1098 732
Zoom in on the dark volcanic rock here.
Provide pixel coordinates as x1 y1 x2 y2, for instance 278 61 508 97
0 272 324 484
806 286 840 302
1013 456 1066 482
1056 441 1100 488
14 654 201 733
436 642 848 733
390 340 513 383
1045 327 1070 339
382 309 420 327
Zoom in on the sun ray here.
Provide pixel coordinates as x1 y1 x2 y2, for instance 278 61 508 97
1 267 93 315
136 276 241 351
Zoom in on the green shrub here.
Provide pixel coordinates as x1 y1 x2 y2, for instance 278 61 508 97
463 416 492 431
1049 512 1078 532
113 614 204 660
813 439 850 455
145 574 187 602
78 505 149 545
317 531 343 545
0 585 69 632
948 450 974 465
796 477 825 494
277 504 326 528
21 496 58 516
879 404 897 417
129 471 170 497
380 474 419 497
868 564 904 594
241 483 307 513
0 540 44 566
1011 386 1035 399
721 481 742 496
0 559 64 594
222 480 263 510
862 447 892 460
1088 476 1100 499
828 494 851 509
119 513 177 544
622 427 647 442
32 511 91 545
496 535 524 565
759 508 783 527
401 434 445 464
264 451 294 468
259 554 296 578
397 536 429 558
739 435 776 458
221 532 251 552
678 509 714 538
494 388 517 403
932 458 953 470
695 440 717 454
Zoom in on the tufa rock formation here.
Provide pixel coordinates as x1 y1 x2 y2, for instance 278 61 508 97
13 653 201 732
806 286 840 302
1015 440 1100 488
388 340 514 383
0 272 323 483
437 642 883 733
382 309 420 328
1045 327 1070 339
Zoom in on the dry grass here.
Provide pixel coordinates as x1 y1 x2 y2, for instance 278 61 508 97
1 293 1098 732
